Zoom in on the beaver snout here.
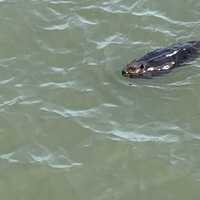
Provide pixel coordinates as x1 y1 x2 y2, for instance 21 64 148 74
122 70 127 76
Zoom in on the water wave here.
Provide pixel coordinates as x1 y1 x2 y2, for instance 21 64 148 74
110 130 179 143
0 144 82 169
43 14 97 30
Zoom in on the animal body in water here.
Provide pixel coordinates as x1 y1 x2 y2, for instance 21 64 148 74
122 41 200 78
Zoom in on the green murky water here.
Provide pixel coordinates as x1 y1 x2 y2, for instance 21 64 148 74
0 0 200 199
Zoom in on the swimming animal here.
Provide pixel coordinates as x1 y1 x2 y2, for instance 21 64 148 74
122 41 200 78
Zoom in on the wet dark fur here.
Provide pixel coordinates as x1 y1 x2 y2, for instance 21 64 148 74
122 41 200 78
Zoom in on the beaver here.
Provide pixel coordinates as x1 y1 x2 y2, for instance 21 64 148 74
122 41 200 78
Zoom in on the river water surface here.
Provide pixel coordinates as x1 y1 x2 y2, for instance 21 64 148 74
1 0 200 199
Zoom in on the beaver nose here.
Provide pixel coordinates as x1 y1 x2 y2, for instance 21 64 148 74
122 70 127 76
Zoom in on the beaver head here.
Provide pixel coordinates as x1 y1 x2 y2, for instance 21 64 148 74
122 61 153 78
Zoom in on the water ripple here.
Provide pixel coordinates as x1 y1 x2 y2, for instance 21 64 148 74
0 96 26 107
44 22 70 31
110 130 179 143
78 122 179 143
43 14 97 30
0 77 15 85
141 25 177 37
46 0 77 5
75 1 142 14
0 57 16 67
40 106 99 118
131 10 200 27
37 39 71 54
0 144 82 169
90 33 128 49
40 81 76 88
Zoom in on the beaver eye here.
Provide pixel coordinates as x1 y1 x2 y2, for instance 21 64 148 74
140 64 144 69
